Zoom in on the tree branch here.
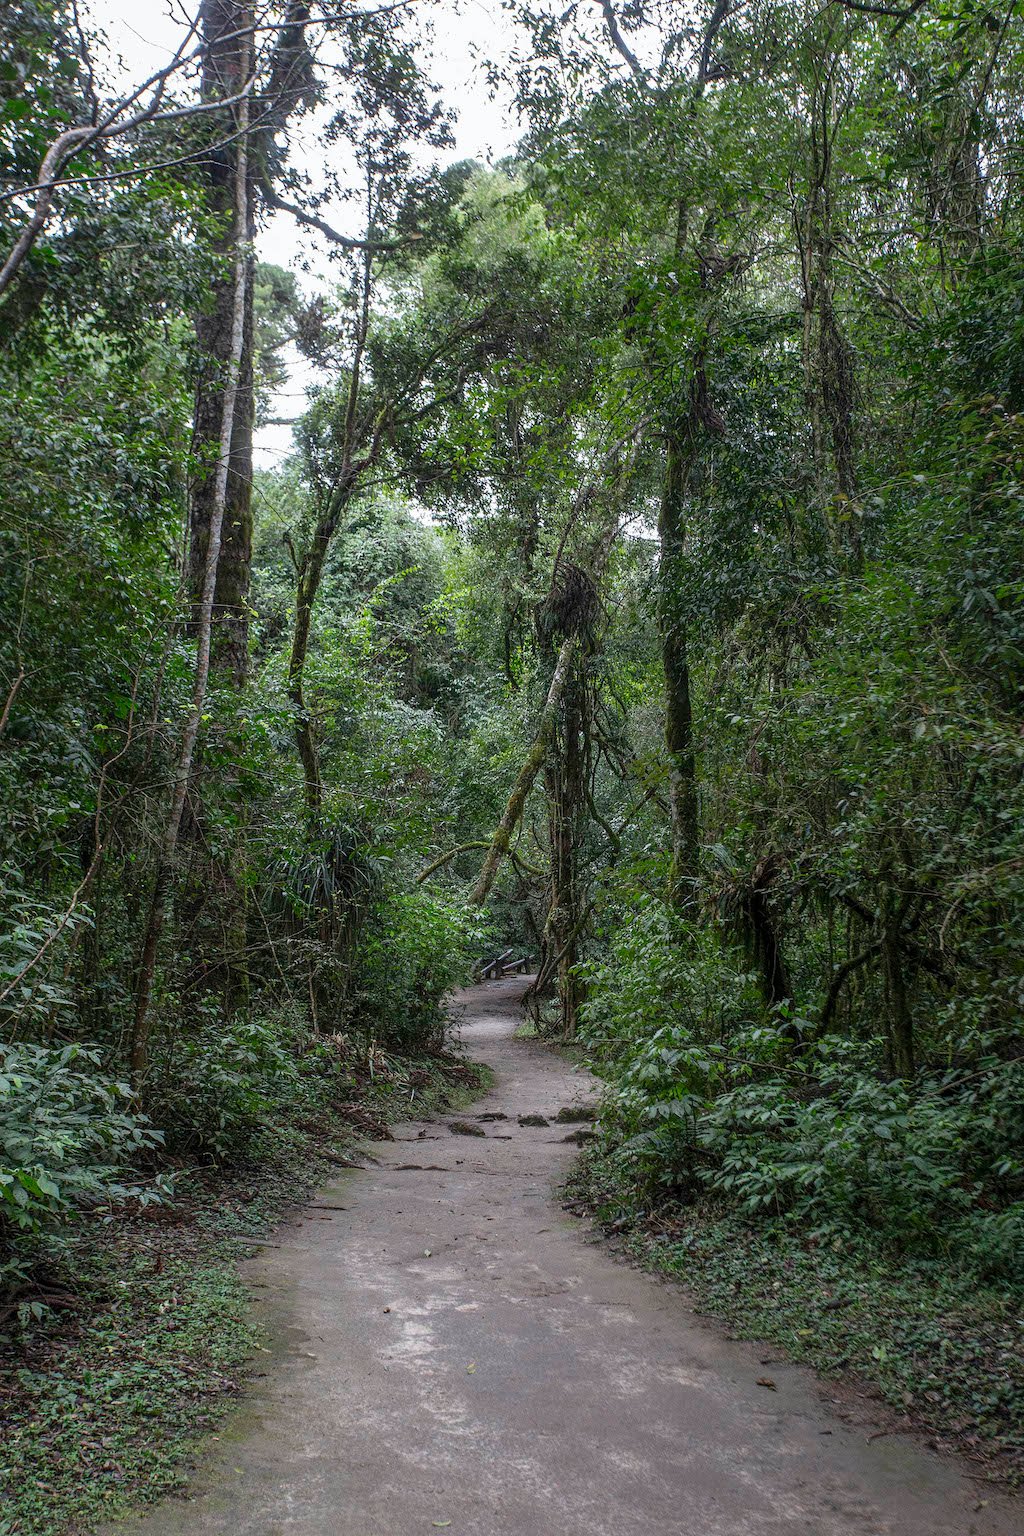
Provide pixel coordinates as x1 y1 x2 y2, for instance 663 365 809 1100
258 180 421 253
832 0 927 19
820 941 880 1029
598 0 643 74
470 635 578 908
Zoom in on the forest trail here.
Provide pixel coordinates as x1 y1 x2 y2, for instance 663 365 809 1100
112 979 1024 1536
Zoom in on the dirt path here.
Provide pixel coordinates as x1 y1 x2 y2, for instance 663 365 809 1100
114 979 1024 1536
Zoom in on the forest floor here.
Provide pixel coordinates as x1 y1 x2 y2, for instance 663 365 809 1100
88 977 1024 1536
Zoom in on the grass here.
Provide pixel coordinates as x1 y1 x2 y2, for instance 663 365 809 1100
0 1048 489 1536
567 1147 1024 1485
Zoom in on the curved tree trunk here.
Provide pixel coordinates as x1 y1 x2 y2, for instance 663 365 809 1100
286 479 357 820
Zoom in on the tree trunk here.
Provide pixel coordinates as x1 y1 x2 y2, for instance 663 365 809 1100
802 52 861 571
544 670 585 1037
816 227 860 569
655 148 725 911
882 904 915 1080
285 231 376 823
180 1 257 1014
288 561 325 822
658 421 700 909
558 689 586 1037
188 0 257 686
286 472 358 820
131 61 250 1088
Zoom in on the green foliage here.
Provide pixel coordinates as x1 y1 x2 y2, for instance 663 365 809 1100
4 0 1024 1501
145 1013 302 1161
582 893 1024 1280
354 888 488 1052
0 1241 258 1535
0 1042 166 1284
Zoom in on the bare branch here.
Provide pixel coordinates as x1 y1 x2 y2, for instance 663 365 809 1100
597 0 643 74
0 1 421 298
470 636 579 908
0 75 255 301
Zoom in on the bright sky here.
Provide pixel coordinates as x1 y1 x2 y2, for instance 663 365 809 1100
85 0 526 462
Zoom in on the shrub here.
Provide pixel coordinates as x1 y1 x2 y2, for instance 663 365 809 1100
0 886 80 1040
145 1009 302 1160
0 1043 166 1289
579 893 1024 1281
579 898 765 1190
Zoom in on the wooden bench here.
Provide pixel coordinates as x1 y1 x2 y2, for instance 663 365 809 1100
476 948 514 980
475 949 533 980
499 955 532 976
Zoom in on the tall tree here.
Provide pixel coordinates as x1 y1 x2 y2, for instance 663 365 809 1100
130 44 253 1084
188 0 259 687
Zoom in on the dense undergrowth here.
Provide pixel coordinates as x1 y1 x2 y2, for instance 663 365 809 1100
579 895 1024 1288
0 880 482 1296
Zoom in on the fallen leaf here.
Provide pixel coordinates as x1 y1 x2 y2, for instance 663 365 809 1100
756 1377 777 1390
466 1363 476 1374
